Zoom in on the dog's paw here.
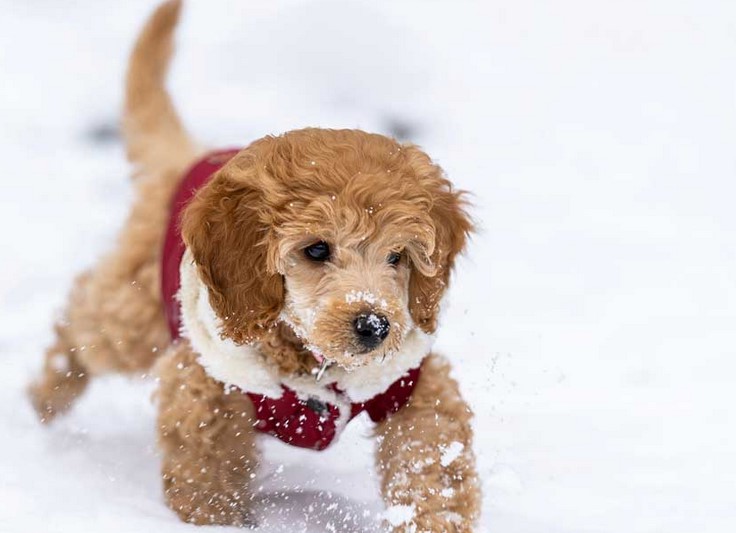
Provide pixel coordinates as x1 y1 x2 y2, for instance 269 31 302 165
27 367 88 424
172 499 257 528
28 382 58 424
185 508 257 528
164 483 256 527
389 509 474 533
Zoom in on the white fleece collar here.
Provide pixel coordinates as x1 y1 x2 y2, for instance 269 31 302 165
178 250 434 404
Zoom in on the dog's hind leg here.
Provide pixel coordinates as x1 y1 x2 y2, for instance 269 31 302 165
28 242 170 422
29 0 198 422
28 310 91 423
28 162 187 423
375 354 481 532
155 341 259 526
29 269 108 423
29 0 198 423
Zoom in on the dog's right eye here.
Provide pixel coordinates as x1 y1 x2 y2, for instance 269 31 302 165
304 241 331 262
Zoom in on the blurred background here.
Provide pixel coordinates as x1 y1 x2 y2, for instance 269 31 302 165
1 0 735 531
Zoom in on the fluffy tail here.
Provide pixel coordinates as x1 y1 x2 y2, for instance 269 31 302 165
124 0 197 177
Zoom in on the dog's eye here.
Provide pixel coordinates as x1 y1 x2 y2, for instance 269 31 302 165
304 241 331 262
387 251 402 266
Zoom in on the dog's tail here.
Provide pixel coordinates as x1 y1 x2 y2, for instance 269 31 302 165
123 0 197 178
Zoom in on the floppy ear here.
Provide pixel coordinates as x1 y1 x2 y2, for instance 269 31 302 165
180 161 284 345
404 146 473 335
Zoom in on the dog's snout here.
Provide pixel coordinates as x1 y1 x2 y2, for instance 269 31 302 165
353 313 390 350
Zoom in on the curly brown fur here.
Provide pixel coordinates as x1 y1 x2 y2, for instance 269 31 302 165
181 129 472 368
376 355 480 532
29 1 481 530
260 322 320 375
28 1 197 423
156 342 259 526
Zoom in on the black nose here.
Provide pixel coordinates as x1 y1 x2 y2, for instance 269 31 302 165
353 313 390 350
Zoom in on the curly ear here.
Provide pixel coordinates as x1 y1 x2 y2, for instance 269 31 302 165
180 161 284 345
405 146 473 334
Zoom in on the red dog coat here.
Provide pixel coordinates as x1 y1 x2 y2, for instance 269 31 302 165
161 149 421 450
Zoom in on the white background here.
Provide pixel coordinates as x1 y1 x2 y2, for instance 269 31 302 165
1 0 735 531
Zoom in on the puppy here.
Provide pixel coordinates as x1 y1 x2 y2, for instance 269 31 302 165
28 1 481 531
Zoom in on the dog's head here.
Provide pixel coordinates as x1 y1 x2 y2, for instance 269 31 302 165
182 129 471 370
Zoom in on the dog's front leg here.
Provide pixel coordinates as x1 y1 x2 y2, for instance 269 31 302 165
155 342 258 526
376 354 481 532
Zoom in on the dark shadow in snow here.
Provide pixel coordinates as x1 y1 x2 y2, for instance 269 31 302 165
252 490 384 533
384 117 421 142
85 120 120 145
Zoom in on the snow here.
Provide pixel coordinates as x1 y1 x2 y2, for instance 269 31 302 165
440 441 465 468
440 487 455 499
345 290 388 309
2 0 736 532
384 504 416 527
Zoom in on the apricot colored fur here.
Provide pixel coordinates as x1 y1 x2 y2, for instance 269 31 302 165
28 0 197 421
28 1 481 530
156 341 259 525
377 355 481 532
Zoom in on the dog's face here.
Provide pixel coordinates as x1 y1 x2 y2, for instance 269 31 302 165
278 207 416 367
182 129 471 370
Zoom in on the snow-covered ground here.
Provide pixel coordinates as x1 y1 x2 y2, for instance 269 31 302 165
2 0 736 531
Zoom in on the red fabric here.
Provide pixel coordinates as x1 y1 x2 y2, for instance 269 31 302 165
161 149 421 451
161 149 241 339
246 367 421 451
